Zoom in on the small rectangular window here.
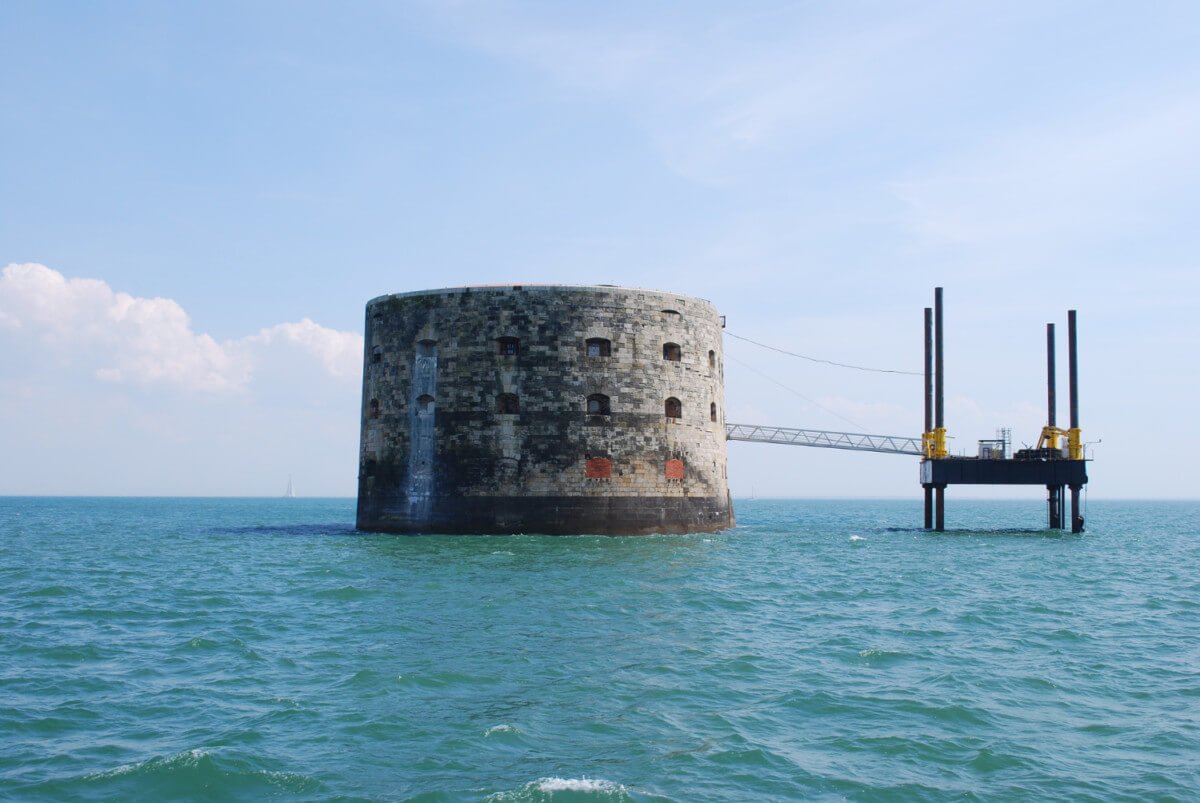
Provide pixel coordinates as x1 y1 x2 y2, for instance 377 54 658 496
586 338 611 357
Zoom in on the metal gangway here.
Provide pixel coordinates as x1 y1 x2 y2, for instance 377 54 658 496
724 423 922 456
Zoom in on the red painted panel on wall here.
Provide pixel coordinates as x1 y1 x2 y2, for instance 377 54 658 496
665 459 684 480
585 458 613 478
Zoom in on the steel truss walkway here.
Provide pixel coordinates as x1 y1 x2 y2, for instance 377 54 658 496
724 423 922 456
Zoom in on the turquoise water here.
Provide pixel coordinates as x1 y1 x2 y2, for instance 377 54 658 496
2 498 1198 801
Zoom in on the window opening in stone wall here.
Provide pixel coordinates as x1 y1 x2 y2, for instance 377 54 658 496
497 336 519 356
663 342 681 361
363 458 377 477
710 402 717 422
417 394 435 415
370 399 381 419
661 309 681 317
372 345 383 364
586 337 611 357
497 393 520 414
416 339 438 357
665 397 682 419
708 350 716 372
587 394 611 415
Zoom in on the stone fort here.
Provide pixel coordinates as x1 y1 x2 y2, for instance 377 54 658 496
356 285 734 534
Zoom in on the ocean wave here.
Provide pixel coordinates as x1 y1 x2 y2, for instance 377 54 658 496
858 647 911 665
52 748 325 798
312 584 373 600
487 777 634 801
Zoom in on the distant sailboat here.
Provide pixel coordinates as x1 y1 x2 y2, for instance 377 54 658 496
283 475 296 499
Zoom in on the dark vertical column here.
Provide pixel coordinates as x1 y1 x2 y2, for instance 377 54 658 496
1047 323 1057 432
933 289 945 531
1046 322 1060 528
1069 309 1084 533
924 306 933 529
934 289 944 432
925 307 933 436
1068 310 1080 431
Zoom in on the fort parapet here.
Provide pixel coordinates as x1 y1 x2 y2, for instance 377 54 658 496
356 285 734 534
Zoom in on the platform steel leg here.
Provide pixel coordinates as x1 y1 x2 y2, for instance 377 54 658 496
935 486 945 531
1070 485 1083 533
1048 485 1063 529
924 486 933 529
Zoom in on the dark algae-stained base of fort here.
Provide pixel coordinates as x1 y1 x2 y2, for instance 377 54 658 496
356 285 734 534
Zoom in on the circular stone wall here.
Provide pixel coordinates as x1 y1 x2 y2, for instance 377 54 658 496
356 285 733 534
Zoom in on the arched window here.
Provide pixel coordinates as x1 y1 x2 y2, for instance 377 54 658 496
586 393 611 415
665 397 682 419
497 337 519 356
663 342 681 361
708 350 716 372
661 309 681 317
416 394 434 416
710 402 717 422
370 398 381 419
497 393 520 414
586 337 611 357
372 345 383 364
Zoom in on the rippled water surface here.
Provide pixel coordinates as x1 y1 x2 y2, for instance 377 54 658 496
2 497 1198 801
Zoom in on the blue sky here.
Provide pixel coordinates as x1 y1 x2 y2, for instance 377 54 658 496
3 1 1198 498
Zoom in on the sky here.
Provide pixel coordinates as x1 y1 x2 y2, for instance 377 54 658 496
2 1 1198 499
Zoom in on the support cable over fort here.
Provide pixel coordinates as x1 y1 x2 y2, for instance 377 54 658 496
723 330 921 376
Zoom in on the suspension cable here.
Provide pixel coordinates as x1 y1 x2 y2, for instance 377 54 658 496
724 331 921 376
724 354 868 431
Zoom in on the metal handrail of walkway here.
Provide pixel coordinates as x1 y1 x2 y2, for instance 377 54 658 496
725 423 922 456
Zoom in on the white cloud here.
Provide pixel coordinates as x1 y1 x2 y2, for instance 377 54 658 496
246 319 362 379
0 263 362 392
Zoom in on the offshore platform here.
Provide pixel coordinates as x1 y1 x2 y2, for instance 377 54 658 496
727 287 1088 532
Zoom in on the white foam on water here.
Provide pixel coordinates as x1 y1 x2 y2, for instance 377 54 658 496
484 724 519 736
537 777 625 793
488 777 631 801
850 535 864 542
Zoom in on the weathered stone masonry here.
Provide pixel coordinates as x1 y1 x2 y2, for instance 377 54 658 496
356 285 734 534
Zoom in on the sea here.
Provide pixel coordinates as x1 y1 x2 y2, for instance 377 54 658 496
2 497 1197 801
